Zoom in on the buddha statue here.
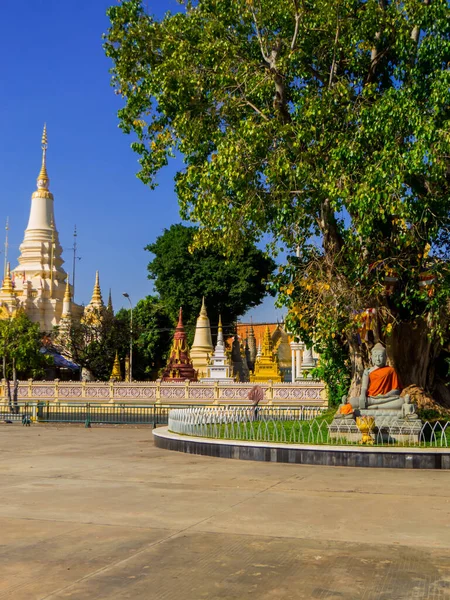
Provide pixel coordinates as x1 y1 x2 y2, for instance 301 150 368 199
348 343 415 416
334 397 354 421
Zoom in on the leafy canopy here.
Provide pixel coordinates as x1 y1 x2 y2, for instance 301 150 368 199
105 0 450 399
0 312 50 379
146 224 276 333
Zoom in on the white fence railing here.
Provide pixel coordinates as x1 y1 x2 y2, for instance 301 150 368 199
168 407 450 447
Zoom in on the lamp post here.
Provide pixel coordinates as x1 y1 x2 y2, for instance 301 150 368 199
123 293 133 382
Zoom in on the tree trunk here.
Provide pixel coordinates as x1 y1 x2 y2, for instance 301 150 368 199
5 378 12 412
347 317 449 407
12 360 18 414
3 355 13 411
348 336 369 399
389 320 435 388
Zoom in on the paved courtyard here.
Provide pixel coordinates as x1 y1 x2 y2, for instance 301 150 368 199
1 425 450 599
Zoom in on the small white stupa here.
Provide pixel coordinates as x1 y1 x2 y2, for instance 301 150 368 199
201 315 234 382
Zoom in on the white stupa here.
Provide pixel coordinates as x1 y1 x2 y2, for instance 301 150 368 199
0 126 83 330
201 315 234 382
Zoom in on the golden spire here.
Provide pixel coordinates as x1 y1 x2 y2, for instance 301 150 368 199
89 270 104 306
1 262 13 294
61 279 72 318
216 314 224 347
107 289 114 314
64 278 71 302
262 325 273 355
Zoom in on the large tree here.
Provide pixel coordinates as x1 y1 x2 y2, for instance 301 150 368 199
58 298 172 382
57 309 129 381
146 224 276 334
115 296 173 380
104 0 450 404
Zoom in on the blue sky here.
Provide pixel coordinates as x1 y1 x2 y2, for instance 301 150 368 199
0 0 284 322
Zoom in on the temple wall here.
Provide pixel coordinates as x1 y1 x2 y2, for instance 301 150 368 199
0 379 327 406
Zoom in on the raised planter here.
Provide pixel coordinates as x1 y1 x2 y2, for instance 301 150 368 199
153 427 450 470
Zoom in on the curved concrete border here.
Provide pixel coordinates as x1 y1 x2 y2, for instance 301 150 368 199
153 427 450 469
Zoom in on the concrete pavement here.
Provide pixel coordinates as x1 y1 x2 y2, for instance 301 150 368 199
0 425 449 599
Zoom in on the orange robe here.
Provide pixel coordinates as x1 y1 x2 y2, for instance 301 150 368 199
367 366 401 397
340 403 353 415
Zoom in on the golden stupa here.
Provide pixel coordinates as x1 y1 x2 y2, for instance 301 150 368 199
110 351 122 381
250 326 283 382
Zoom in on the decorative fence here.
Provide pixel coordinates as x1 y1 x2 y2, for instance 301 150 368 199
0 379 326 406
0 403 322 427
168 407 450 448
0 402 170 426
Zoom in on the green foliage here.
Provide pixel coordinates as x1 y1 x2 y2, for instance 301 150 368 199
115 296 173 380
57 299 172 382
310 338 351 407
0 312 50 379
146 224 276 334
60 309 129 381
416 408 450 423
105 0 450 398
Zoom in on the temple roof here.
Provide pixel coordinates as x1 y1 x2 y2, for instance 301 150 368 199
232 322 293 346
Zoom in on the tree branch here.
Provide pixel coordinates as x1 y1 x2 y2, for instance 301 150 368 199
365 0 387 84
250 7 270 64
290 0 301 51
411 0 431 45
242 99 270 121
318 198 344 257
328 16 340 88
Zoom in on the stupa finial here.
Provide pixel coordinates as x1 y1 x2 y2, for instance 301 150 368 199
177 306 183 328
200 296 207 316
36 124 50 191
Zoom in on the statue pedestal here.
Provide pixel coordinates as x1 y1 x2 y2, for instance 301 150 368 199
329 410 422 444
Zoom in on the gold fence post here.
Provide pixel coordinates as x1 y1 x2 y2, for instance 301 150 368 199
185 380 190 400
267 380 274 405
54 379 59 403
28 378 33 399
156 379 161 403
213 381 220 405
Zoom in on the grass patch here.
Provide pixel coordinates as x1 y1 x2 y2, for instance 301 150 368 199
174 408 450 447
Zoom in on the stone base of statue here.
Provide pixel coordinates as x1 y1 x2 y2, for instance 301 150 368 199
330 409 422 444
